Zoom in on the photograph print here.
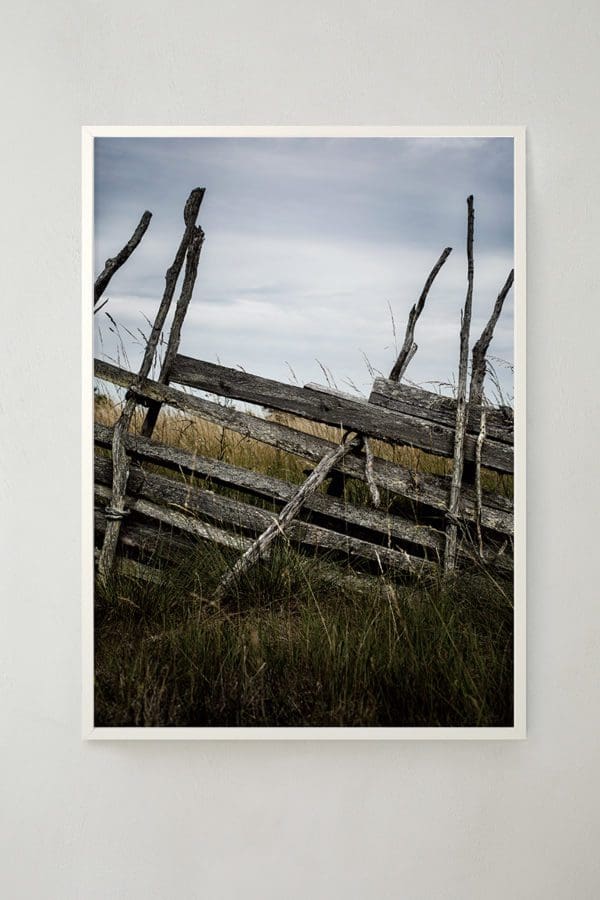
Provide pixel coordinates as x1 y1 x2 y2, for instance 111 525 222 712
86 127 524 736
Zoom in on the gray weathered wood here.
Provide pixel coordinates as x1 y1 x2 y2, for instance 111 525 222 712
97 188 205 579
94 360 514 534
94 507 198 561
96 482 250 552
140 225 205 438
169 354 512 472
369 378 513 446
95 456 433 576
470 269 515 408
95 423 444 551
474 409 487 557
389 246 453 381
94 210 152 307
214 436 365 597
362 434 381 508
445 195 475 574
93 547 163 584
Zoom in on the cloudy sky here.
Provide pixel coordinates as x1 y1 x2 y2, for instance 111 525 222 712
94 137 514 400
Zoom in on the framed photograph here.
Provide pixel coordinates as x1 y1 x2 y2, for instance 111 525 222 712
83 126 525 739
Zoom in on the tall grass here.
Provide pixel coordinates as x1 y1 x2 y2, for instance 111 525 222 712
94 392 514 728
95 539 513 728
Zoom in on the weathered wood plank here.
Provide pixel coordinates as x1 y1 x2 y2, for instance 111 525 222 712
95 456 434 575
169 354 512 473
214 435 364 598
95 482 511 579
94 360 513 534
368 378 514 446
95 482 250 552
94 507 198 561
95 423 442 552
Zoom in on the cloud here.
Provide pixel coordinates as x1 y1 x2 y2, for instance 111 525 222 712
94 137 514 399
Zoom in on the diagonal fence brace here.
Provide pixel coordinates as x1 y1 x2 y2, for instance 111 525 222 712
214 432 362 600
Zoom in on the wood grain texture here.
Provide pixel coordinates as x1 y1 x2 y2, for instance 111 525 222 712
95 423 442 552
169 354 512 472
95 360 514 534
96 482 250 552
95 456 433 576
369 378 513 448
214 436 363 597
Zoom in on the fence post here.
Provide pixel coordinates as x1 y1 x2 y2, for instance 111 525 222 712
97 188 205 580
444 196 475 575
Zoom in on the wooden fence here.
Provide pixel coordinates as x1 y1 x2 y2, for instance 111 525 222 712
93 188 514 592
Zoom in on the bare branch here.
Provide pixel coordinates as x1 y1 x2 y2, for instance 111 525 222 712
469 269 514 408
94 210 152 307
389 246 452 381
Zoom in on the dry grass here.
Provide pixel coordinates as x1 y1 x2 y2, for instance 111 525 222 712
93 389 514 728
94 391 512 497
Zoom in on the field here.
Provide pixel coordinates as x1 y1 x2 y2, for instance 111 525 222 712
94 394 514 728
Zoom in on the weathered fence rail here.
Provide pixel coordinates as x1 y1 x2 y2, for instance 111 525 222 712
94 360 514 535
93 188 514 592
169 355 513 473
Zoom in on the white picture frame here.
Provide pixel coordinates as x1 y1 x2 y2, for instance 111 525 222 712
83 125 526 740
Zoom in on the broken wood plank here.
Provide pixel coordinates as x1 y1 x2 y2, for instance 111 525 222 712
94 361 514 534
214 436 366 598
168 355 512 472
95 423 444 552
445 195 475 574
94 210 152 306
95 482 250 552
368 378 513 446
95 456 434 576
389 246 453 381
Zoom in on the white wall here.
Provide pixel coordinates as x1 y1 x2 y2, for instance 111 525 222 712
2 2 599 897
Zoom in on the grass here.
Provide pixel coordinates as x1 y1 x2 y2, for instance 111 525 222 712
94 392 514 728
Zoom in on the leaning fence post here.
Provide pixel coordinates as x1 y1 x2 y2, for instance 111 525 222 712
215 433 362 600
140 225 205 438
97 188 205 580
444 196 475 575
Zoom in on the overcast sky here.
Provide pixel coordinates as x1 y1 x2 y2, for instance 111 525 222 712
94 137 514 401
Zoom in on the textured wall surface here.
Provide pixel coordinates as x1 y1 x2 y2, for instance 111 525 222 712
1 2 599 897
